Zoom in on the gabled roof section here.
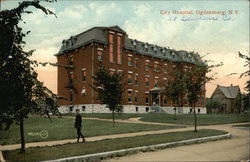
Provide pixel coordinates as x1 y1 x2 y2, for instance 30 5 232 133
55 26 108 56
215 85 241 99
108 25 127 34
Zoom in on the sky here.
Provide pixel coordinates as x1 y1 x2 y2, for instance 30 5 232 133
1 0 249 97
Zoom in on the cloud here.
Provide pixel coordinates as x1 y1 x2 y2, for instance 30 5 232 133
134 4 152 17
58 5 88 19
88 2 121 17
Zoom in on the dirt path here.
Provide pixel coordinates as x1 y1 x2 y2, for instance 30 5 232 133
65 116 186 127
106 124 250 161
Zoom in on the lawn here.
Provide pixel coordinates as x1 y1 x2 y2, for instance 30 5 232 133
0 116 178 145
3 129 227 162
232 124 250 128
73 113 250 125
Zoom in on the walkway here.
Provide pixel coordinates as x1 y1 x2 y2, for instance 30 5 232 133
107 123 250 161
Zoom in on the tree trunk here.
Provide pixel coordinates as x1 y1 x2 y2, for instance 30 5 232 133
112 110 115 127
19 114 25 153
193 103 197 132
174 107 177 120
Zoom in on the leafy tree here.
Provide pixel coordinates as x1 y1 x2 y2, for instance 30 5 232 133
163 63 186 120
242 93 249 112
184 59 222 132
238 52 250 112
92 64 125 126
206 98 221 113
0 0 59 153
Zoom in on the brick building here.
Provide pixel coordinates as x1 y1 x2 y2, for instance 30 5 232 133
55 25 206 114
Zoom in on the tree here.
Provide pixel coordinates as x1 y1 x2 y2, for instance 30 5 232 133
92 64 125 126
184 59 222 132
238 52 250 113
163 63 186 120
0 0 58 153
206 98 221 113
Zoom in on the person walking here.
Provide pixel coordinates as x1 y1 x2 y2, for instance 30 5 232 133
74 109 86 142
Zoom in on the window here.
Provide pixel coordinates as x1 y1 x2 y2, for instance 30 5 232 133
198 109 200 113
128 73 132 84
117 36 122 64
163 98 167 104
145 62 149 70
82 69 86 81
70 106 73 112
164 64 168 74
184 66 188 72
117 70 123 75
190 108 192 113
154 79 158 87
70 94 73 103
128 90 132 103
110 69 115 75
70 71 73 83
145 46 148 52
154 63 159 72
145 77 149 87
82 106 86 111
136 107 138 112
135 92 138 103
134 75 138 85
109 34 114 63
173 65 176 71
135 59 138 67
145 93 149 104
97 50 103 61
146 107 149 112
128 56 133 66
81 87 86 95
69 55 73 65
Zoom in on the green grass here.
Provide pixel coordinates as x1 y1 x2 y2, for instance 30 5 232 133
140 114 250 125
233 124 250 128
72 113 250 125
0 116 178 145
3 129 227 162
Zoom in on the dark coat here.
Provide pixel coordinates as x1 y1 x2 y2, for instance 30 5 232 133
74 114 82 128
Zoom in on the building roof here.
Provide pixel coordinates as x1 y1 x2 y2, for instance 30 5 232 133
55 25 203 65
215 85 241 99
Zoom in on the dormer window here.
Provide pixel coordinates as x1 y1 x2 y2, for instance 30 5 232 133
70 36 77 46
145 44 148 52
132 40 137 47
154 46 157 54
65 40 70 48
62 40 67 49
